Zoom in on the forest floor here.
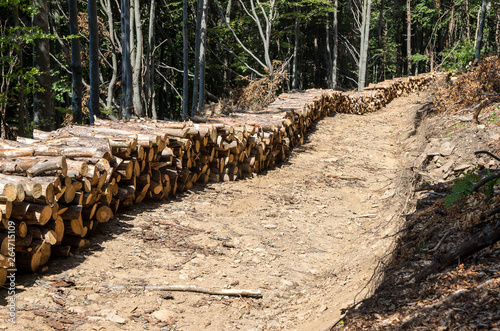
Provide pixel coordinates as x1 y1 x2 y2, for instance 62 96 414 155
1 89 498 330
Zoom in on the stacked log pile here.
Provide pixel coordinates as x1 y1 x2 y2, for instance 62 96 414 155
0 73 434 286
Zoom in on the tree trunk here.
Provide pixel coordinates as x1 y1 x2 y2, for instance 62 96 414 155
448 5 454 48
378 0 385 81
145 0 156 118
378 0 384 48
14 4 25 136
465 0 470 42
102 0 119 112
406 0 411 76
358 0 372 91
292 10 300 90
88 0 100 124
198 0 208 114
332 0 338 89
132 0 144 117
496 12 500 57
68 0 82 124
223 0 232 86
33 0 54 131
121 0 133 120
182 0 189 120
191 0 203 117
475 0 487 62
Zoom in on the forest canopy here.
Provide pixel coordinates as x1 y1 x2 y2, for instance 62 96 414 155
0 0 498 137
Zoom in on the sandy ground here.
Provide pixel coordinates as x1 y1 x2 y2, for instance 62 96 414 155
0 93 428 330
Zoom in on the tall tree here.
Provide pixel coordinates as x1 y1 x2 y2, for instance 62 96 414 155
332 0 338 88
197 0 208 113
407 0 411 75
68 0 82 124
475 0 487 62
145 0 157 118
132 0 144 117
88 0 100 124
101 0 119 111
33 0 54 131
182 0 188 120
292 8 300 90
191 0 203 117
14 3 25 136
121 0 133 120
358 0 372 91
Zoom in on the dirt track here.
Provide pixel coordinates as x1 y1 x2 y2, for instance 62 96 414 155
0 92 428 330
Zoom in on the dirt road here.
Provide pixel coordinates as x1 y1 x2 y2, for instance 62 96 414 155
1 93 427 330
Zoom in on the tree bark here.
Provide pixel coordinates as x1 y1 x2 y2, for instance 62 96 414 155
182 0 189 120
292 9 300 90
475 0 487 62
121 0 133 119
406 0 411 76
102 0 119 112
145 0 156 118
132 0 144 117
358 0 372 91
68 0 82 124
496 12 500 57
88 0 100 124
14 5 25 136
332 0 338 89
191 0 203 117
198 0 208 114
465 0 470 42
33 0 54 131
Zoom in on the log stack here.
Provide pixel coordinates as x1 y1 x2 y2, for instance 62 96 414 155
0 73 435 286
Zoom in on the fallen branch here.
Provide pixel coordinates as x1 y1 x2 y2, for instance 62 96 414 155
413 221 500 284
326 174 366 181
473 98 489 124
98 283 263 298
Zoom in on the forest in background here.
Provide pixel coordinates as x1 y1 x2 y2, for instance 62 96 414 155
0 0 499 137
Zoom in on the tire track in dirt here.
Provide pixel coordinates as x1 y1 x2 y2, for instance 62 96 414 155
4 93 428 331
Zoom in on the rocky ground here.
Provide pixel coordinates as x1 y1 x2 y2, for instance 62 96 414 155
335 86 500 330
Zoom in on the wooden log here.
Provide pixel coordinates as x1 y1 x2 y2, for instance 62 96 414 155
96 205 113 223
0 156 67 177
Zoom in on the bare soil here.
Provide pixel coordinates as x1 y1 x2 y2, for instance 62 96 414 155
1 92 431 330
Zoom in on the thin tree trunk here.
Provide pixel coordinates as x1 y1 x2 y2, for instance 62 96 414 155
358 0 372 91
121 0 133 120
33 0 54 131
198 0 208 114
102 0 118 111
407 0 411 76
132 0 143 117
496 12 500 57
14 4 25 136
447 5 454 48
182 0 189 120
465 0 470 42
191 0 203 116
378 0 384 81
475 0 487 62
332 0 338 89
146 0 156 118
129 0 135 65
88 0 100 124
68 0 82 124
378 0 384 48
292 9 300 90
223 0 232 85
